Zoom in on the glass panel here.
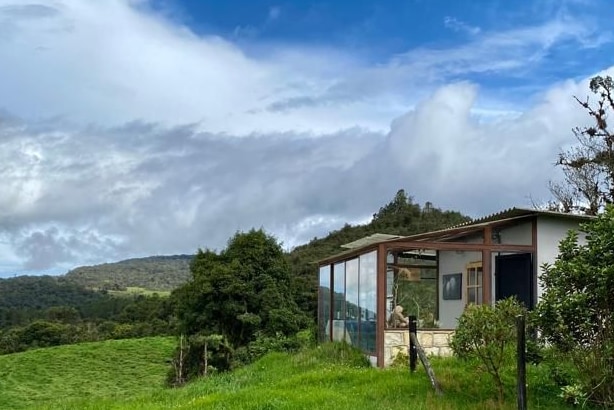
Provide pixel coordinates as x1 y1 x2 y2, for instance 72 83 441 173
332 263 346 342
359 250 377 353
345 259 359 346
477 287 483 305
318 265 331 342
468 287 476 304
386 267 395 329
389 265 438 329
468 269 475 285
477 269 482 286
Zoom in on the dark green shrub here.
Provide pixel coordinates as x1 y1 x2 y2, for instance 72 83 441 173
536 207 614 407
450 297 526 403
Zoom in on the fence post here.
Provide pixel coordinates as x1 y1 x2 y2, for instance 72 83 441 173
408 315 417 372
517 314 527 410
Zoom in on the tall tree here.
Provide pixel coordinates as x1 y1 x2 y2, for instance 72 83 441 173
174 229 308 351
551 75 614 214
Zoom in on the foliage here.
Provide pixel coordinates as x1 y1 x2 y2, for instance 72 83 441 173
65 254 193 291
450 298 526 403
170 229 310 384
0 275 106 311
536 206 614 407
550 75 614 214
0 293 175 355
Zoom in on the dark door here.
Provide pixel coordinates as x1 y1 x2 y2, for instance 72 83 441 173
495 253 533 309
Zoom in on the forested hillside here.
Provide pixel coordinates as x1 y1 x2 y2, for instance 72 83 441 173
64 255 193 291
288 189 470 316
0 276 105 310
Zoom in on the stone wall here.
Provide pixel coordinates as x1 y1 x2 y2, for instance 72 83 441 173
383 329 455 366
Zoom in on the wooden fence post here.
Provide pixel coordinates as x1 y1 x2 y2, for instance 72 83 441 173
517 314 527 410
409 315 417 372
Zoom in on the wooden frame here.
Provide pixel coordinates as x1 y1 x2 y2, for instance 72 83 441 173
465 261 483 305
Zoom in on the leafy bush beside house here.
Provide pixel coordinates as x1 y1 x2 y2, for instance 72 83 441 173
536 205 614 407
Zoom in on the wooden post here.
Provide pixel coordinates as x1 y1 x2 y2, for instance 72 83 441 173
410 332 444 396
409 315 417 372
517 315 527 410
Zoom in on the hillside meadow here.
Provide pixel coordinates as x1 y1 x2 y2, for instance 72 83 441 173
0 337 572 410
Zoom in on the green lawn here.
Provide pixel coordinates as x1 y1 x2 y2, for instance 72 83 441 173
0 337 176 410
0 338 571 410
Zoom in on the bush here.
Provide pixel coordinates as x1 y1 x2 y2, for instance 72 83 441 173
536 207 614 407
167 333 233 387
450 298 526 403
300 342 371 368
233 332 305 367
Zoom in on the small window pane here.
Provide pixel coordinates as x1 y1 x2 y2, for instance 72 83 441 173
468 288 476 303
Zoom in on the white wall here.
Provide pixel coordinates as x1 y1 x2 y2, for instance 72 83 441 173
436 216 589 329
499 221 532 245
438 250 481 329
536 216 587 300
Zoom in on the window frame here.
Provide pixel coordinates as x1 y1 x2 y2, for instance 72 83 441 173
465 261 483 305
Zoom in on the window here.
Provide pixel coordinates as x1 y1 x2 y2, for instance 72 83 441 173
317 266 331 342
358 251 377 352
465 261 483 305
317 250 378 354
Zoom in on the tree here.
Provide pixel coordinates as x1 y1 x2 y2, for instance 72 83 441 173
551 75 614 214
536 206 614 406
170 229 309 383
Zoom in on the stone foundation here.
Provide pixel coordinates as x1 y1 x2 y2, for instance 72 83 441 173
384 329 455 366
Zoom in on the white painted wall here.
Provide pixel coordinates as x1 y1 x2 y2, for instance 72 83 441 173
499 221 532 245
436 215 588 328
536 216 587 300
438 250 480 329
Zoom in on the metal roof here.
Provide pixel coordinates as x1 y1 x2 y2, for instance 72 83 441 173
450 207 593 228
318 207 594 264
341 233 403 249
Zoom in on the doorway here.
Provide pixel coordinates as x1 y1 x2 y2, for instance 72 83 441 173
495 253 534 309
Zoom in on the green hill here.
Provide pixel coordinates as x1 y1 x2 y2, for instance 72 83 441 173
0 336 176 410
0 275 105 310
1 339 568 410
64 254 193 291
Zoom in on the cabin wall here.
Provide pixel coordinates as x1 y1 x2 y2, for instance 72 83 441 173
438 250 480 329
536 216 586 300
498 221 532 245
437 222 533 329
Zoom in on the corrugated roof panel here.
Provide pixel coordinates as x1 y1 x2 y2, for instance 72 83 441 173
341 233 403 249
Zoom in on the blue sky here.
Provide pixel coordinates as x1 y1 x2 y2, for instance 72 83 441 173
0 0 613 276
157 0 613 93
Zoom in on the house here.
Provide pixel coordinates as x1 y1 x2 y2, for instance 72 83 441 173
317 207 591 367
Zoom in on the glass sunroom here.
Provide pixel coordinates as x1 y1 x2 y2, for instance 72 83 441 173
316 208 574 367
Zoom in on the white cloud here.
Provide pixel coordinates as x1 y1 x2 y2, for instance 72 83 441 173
0 0 613 274
444 16 481 35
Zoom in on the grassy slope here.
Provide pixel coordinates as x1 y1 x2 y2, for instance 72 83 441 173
0 339 571 410
0 337 176 410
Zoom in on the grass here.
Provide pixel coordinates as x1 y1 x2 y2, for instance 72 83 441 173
0 337 176 410
106 286 171 297
0 338 572 410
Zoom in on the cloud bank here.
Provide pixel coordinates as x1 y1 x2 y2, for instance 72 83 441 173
0 0 611 274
